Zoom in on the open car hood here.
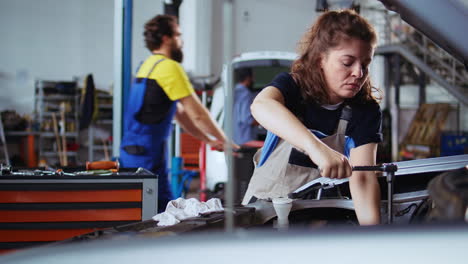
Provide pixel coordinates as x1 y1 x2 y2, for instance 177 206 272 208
378 0 468 69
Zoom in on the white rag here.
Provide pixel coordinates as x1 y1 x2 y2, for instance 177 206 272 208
152 197 224 226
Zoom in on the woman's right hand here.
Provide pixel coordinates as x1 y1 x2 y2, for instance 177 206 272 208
308 144 352 179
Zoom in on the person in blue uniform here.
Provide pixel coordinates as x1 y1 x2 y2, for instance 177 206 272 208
243 10 383 225
120 15 229 212
233 68 258 145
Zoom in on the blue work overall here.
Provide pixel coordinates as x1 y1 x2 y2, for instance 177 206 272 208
120 58 176 212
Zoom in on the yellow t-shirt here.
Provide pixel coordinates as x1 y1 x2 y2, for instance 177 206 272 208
133 54 194 124
136 54 194 101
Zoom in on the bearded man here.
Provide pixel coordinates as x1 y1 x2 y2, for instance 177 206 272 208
120 15 229 212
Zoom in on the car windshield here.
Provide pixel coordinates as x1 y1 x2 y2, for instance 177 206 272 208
250 66 290 91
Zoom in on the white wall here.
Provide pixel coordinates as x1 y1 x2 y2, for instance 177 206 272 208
232 0 316 55
0 0 162 115
131 0 164 74
0 0 114 114
175 0 318 84
180 0 318 83
180 0 213 78
210 0 224 78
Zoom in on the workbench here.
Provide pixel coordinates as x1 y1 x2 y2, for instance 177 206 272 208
0 167 157 254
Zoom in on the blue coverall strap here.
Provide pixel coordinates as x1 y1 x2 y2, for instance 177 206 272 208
258 131 279 167
124 58 166 130
145 58 166 78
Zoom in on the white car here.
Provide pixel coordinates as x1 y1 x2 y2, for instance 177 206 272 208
205 51 297 199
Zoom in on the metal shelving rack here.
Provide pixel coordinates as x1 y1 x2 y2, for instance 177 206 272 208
34 79 80 166
87 92 113 162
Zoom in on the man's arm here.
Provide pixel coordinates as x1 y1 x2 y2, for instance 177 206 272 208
175 101 214 143
177 93 229 150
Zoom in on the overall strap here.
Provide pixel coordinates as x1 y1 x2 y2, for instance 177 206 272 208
336 105 352 135
145 58 166 78
124 57 166 129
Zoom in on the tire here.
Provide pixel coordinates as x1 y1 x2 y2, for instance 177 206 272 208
427 167 468 222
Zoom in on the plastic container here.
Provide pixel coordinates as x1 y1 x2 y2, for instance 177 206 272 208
440 132 468 156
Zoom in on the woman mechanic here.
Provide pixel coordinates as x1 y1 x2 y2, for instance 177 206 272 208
242 9 383 225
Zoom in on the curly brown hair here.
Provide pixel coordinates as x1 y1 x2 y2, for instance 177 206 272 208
144 14 178 52
291 9 381 105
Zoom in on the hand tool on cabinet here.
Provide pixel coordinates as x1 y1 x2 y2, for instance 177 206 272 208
0 164 74 177
86 160 119 171
73 160 120 176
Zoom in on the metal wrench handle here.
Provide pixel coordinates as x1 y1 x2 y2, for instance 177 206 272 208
353 163 398 224
352 163 398 172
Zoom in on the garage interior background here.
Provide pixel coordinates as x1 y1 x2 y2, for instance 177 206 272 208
0 0 466 165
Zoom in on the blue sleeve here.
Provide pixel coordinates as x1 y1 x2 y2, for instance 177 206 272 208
258 131 280 167
237 89 255 125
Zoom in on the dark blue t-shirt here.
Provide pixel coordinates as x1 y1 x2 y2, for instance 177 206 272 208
269 72 382 147
257 72 383 167
258 73 382 167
